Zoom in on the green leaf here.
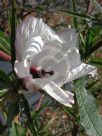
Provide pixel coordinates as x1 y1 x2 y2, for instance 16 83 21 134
7 102 19 127
0 88 9 98
29 102 48 135
92 0 102 13
72 0 78 29
90 57 102 63
75 79 102 136
0 31 11 55
32 101 48 119
85 29 91 56
10 0 16 67
84 27 101 57
0 31 10 46
0 69 11 85
19 93 33 124
89 57 102 67
9 122 26 136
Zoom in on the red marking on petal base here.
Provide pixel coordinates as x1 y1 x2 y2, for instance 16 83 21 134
30 67 40 78
30 67 54 78
30 67 38 73
0 51 11 61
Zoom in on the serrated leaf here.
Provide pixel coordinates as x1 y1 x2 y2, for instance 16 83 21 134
75 79 102 136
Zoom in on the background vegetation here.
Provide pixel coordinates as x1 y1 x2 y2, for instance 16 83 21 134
0 0 102 135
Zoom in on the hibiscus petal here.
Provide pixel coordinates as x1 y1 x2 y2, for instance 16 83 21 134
58 28 77 48
66 63 97 82
24 78 74 107
14 59 32 78
58 29 97 81
15 16 63 61
65 91 74 104
40 29 77 79
14 16 97 108
15 16 44 61
58 29 81 67
15 16 66 79
30 50 69 86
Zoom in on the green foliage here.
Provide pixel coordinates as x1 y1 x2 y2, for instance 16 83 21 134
59 9 94 21
0 31 11 55
0 69 11 85
0 88 8 98
89 57 102 67
10 0 16 66
75 79 102 136
92 0 102 12
9 122 26 136
28 102 51 135
0 0 102 135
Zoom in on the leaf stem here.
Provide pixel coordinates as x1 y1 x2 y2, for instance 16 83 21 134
72 0 78 29
84 39 102 59
11 0 16 68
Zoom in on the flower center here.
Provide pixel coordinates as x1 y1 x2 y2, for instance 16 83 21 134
30 67 54 78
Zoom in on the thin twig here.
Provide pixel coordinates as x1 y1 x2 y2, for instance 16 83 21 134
35 94 45 111
87 0 93 14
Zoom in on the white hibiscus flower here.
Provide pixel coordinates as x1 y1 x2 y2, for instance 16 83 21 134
14 16 97 107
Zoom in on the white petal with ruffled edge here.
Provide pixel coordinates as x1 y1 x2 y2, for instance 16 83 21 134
15 16 63 62
14 16 97 108
57 28 97 81
14 58 32 78
24 78 74 107
66 63 97 82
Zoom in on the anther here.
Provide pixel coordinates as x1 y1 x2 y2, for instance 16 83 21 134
30 67 54 78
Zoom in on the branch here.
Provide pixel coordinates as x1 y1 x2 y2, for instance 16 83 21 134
0 51 11 61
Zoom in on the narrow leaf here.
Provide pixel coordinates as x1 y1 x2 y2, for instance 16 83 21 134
58 9 94 20
92 0 102 13
72 0 78 29
10 0 16 67
75 79 102 136
0 31 11 55
9 122 26 136
0 88 9 98
0 69 11 85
